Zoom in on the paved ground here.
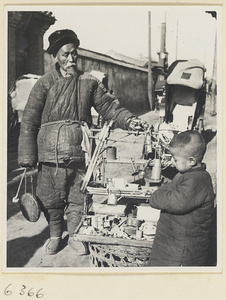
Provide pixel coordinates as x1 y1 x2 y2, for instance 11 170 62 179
6 96 217 269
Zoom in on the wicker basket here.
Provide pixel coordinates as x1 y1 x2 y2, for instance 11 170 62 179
89 242 152 267
73 234 153 267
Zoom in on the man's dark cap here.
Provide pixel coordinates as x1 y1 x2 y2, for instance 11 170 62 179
47 29 80 56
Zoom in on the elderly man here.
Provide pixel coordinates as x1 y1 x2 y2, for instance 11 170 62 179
18 29 146 255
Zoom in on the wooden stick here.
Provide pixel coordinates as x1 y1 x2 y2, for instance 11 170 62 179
8 169 38 187
81 120 114 192
73 233 153 248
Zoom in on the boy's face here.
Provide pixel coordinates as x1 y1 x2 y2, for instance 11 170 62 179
169 146 192 173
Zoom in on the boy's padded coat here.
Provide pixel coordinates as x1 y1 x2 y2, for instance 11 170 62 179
149 163 215 266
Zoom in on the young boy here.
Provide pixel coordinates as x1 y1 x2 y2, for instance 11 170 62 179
148 130 215 266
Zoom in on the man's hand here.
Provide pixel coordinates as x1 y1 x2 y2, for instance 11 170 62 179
128 117 148 131
19 163 37 170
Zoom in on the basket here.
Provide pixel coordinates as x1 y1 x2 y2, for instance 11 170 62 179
88 242 152 267
73 234 153 267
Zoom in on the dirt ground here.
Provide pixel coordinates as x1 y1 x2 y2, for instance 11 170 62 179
6 96 217 269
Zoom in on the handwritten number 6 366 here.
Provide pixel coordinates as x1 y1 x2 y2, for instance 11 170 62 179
4 284 44 298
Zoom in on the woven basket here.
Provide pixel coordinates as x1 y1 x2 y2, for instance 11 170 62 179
88 242 152 267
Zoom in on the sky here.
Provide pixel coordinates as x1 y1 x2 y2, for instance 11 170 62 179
41 5 219 77
8 5 220 78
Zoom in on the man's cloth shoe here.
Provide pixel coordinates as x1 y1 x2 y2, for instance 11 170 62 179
42 237 61 255
68 237 88 255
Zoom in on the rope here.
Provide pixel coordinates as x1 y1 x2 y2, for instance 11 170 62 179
41 120 82 176
54 123 65 176
40 119 81 128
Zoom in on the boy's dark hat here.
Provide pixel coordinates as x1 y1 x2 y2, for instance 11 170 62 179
47 29 80 55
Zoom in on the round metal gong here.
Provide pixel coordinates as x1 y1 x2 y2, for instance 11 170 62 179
20 193 41 222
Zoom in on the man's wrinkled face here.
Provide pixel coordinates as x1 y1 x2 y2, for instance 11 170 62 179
56 43 78 75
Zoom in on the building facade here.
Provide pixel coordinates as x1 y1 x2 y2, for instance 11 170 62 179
8 11 56 89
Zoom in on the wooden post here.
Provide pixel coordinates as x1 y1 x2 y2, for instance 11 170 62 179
148 11 154 111
175 18 179 60
210 30 217 116
159 22 166 68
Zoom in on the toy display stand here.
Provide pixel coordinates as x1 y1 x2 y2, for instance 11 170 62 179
73 191 159 267
73 121 164 267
